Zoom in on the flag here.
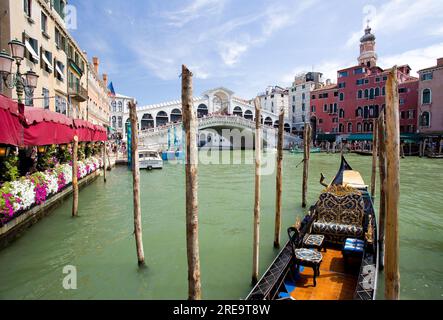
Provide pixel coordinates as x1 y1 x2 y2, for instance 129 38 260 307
107 82 116 97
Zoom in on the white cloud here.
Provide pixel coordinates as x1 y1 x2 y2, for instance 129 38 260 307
219 42 249 66
379 42 443 75
163 0 227 27
346 0 443 47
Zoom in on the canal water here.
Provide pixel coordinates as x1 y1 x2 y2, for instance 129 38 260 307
0 152 442 300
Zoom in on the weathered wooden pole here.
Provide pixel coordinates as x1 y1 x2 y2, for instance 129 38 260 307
370 119 378 199
378 112 386 271
72 136 79 217
102 142 107 183
384 67 400 300
302 124 311 208
252 97 262 285
274 107 284 248
129 101 145 267
182 65 202 300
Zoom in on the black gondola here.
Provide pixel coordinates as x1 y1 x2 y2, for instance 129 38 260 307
246 156 378 300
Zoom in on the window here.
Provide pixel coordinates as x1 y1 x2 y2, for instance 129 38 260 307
339 109 345 118
354 67 365 75
375 77 380 83
356 79 365 85
364 79 369 84
118 116 122 128
375 87 380 97
323 104 327 112
302 93 305 100
422 89 431 104
42 88 49 109
55 28 62 48
41 12 48 34
112 101 116 112
319 119 323 124
357 123 362 132
55 60 65 81
382 87 386 96
383 76 387 81
54 0 66 19
358 90 363 99
118 101 123 112
421 112 430 127
421 72 433 81
338 82 346 88
41 49 53 73
112 116 117 128
292 105 295 113
334 91 338 97
338 71 348 78
356 107 363 117
311 95 316 100
400 99 405 105
302 103 305 112
364 89 369 98
348 123 352 133
302 85 305 89
311 106 315 112
399 88 407 94
333 103 338 113
339 93 344 101
24 0 32 17
292 96 295 102
24 36 39 63
55 95 67 114
25 89 33 106
369 88 375 99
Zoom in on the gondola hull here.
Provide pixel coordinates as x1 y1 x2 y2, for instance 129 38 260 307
246 157 378 300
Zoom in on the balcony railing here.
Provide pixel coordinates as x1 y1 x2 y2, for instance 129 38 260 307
68 82 88 102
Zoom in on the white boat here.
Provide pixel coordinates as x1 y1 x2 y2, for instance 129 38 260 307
139 150 163 170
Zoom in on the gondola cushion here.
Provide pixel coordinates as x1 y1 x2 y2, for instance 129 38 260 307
312 222 364 238
315 192 365 226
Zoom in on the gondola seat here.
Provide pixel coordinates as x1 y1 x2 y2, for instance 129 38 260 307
311 189 365 245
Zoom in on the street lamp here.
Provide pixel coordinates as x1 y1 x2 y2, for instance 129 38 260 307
0 39 39 104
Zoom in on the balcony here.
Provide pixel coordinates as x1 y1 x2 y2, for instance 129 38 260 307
68 82 88 102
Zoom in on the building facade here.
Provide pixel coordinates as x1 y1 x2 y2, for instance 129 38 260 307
288 72 323 133
87 56 110 126
417 58 443 135
257 86 290 130
310 26 419 141
109 93 135 139
0 0 108 127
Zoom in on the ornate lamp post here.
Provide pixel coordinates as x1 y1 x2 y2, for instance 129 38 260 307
0 39 39 104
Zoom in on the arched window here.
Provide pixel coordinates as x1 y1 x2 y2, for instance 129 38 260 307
369 122 373 132
274 120 279 129
358 90 363 99
170 108 182 122
264 117 273 126
339 92 344 101
197 104 208 118
112 116 116 128
422 89 431 104
244 110 253 120
339 109 345 118
118 101 123 112
364 89 369 98
421 112 430 127
357 123 362 132
347 122 352 133
369 88 374 99
233 106 243 117
156 111 169 127
112 101 116 112
375 87 380 97
118 116 122 128
141 114 154 130
382 87 386 96
284 123 291 133
339 123 344 133
356 107 363 117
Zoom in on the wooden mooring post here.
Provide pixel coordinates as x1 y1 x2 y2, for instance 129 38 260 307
252 97 262 285
182 65 202 300
378 112 386 272
274 107 284 248
102 142 107 183
371 119 378 199
72 136 79 217
302 124 311 208
129 101 145 267
384 67 400 300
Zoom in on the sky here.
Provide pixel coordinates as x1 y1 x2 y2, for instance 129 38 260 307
69 0 443 106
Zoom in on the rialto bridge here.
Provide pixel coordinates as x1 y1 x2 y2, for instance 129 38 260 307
121 87 299 150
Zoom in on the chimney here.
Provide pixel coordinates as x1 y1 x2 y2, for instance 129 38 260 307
92 57 99 75
326 79 331 85
437 57 443 67
102 73 108 88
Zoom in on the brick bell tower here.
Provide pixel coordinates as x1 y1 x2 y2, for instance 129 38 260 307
358 25 377 68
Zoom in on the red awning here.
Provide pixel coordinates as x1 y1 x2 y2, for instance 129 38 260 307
0 95 107 146
0 94 23 146
23 107 75 146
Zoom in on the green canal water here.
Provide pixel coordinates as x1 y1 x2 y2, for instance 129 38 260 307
0 152 442 300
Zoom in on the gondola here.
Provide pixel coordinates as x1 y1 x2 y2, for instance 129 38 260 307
351 150 373 156
246 156 378 300
290 147 321 154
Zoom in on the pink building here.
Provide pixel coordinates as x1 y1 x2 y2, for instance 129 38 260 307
418 58 443 135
